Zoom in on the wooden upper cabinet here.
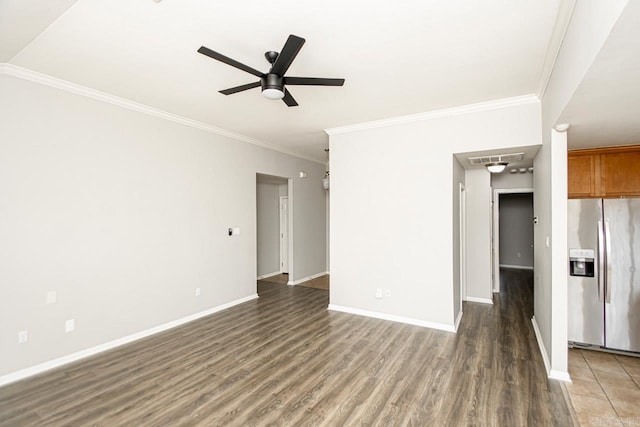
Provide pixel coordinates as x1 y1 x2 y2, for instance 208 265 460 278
600 149 640 197
568 145 640 199
568 154 599 198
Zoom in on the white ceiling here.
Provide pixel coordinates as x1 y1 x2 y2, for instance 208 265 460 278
2 0 564 162
559 1 640 150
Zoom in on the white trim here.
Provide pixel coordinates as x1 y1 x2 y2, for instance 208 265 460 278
499 264 534 271
531 316 570 382
328 304 456 333
279 195 289 274
536 0 577 98
549 369 572 382
288 271 328 286
324 95 539 135
466 296 493 305
459 182 467 313
0 63 323 165
492 187 534 293
0 294 258 387
454 310 463 332
257 271 281 280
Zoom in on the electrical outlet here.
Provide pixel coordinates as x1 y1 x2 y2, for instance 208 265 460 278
195 287 201 296
18 330 28 344
65 319 75 333
385 289 391 297
375 288 382 299
46 291 57 304
517 252 521 258
232 227 241 236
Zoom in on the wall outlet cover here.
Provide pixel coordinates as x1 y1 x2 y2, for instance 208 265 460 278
65 319 75 333
18 330 28 343
195 287 201 296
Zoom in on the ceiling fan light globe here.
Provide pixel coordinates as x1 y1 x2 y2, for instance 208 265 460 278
262 88 285 100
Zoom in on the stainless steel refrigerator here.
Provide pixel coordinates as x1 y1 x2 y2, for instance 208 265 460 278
568 198 640 353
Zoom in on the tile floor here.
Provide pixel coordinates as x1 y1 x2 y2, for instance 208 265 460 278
567 348 640 426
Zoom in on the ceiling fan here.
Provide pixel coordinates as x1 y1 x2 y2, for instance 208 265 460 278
197 34 345 107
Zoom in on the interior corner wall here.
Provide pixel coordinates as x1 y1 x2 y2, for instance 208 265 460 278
0 73 327 379
464 169 493 302
452 156 465 320
256 182 281 277
536 0 628 377
329 100 541 329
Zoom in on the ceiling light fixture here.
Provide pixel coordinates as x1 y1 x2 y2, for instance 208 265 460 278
486 162 508 174
262 88 285 100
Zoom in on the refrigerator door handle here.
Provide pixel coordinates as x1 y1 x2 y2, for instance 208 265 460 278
605 221 612 303
598 220 605 302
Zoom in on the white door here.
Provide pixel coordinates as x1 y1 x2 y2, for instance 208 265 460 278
280 196 289 273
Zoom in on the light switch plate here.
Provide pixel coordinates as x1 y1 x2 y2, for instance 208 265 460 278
46 291 57 304
232 227 240 236
65 319 75 333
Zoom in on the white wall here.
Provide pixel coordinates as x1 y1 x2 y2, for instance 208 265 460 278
329 98 541 329
491 171 533 189
499 193 534 269
535 0 628 378
256 182 282 277
0 73 327 379
465 169 493 302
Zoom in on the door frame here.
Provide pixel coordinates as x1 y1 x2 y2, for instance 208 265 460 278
279 195 289 274
459 183 467 312
492 187 534 293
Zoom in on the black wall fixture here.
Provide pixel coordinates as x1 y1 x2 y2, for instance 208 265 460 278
198 35 345 107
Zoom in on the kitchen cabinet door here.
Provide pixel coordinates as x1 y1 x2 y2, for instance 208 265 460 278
568 153 600 198
600 149 640 198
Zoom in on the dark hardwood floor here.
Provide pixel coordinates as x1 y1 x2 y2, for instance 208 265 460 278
0 270 573 426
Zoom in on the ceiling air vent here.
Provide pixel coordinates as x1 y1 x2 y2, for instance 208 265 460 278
467 152 524 166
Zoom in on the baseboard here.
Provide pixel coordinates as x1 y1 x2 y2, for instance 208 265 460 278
549 369 572 382
454 310 463 332
531 316 551 374
288 271 328 286
0 294 258 387
530 317 572 382
328 304 456 333
466 296 494 305
257 271 281 280
499 264 534 270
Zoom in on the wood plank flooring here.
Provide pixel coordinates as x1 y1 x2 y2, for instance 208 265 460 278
0 270 573 426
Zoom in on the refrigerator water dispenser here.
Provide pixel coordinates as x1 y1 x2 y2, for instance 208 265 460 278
569 249 595 277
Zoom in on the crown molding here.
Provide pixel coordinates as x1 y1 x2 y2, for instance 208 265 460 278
324 94 540 136
0 63 324 165
536 0 577 98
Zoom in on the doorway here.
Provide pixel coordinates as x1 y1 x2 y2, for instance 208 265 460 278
492 189 534 293
256 174 291 282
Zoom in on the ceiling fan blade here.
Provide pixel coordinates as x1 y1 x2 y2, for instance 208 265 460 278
282 89 299 107
198 46 264 78
219 81 261 95
270 35 305 76
284 77 345 86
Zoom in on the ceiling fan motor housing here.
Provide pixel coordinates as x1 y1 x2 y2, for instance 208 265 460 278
262 73 284 91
